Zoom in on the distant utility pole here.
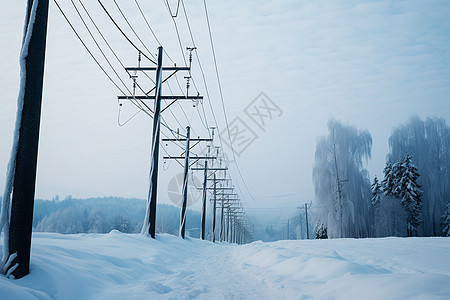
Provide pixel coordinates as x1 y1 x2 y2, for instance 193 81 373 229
200 157 208 240
287 219 290 240
192 166 228 243
212 173 217 242
6 0 49 279
298 202 312 239
120 46 203 239
163 132 214 239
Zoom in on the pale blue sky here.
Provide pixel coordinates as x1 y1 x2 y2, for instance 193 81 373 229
1 0 449 215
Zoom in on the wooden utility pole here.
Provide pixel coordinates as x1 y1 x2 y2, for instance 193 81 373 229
305 203 309 239
147 46 163 238
179 126 191 239
163 137 214 239
120 47 202 239
212 173 217 242
298 202 312 239
287 219 290 240
200 159 208 240
6 0 49 279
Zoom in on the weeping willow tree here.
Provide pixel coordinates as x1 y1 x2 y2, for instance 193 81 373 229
313 120 373 238
388 116 450 236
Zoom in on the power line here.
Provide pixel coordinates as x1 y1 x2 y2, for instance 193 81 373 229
70 0 130 94
112 0 157 62
199 0 257 204
133 0 175 64
53 0 127 95
97 0 156 64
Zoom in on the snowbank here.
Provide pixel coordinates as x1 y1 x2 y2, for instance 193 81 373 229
0 233 449 299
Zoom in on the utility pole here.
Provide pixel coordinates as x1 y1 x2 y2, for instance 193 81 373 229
179 126 191 239
5 0 49 279
120 47 202 239
220 193 225 241
212 173 217 242
146 46 163 238
191 166 227 243
200 158 208 240
305 203 309 239
298 202 312 239
164 136 214 239
287 219 290 240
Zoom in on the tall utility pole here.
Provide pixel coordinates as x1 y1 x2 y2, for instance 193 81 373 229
6 0 49 279
147 46 163 239
164 137 214 239
120 47 203 239
179 126 191 239
212 173 217 242
200 159 208 240
193 166 229 242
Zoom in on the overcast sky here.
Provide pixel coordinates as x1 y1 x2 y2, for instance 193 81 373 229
1 0 449 217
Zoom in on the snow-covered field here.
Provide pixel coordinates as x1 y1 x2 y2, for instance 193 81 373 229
1 233 449 299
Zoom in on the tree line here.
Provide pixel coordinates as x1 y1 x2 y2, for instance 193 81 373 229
32 196 204 236
313 116 450 238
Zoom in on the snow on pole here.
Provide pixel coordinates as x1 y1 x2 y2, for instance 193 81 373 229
1 0 39 271
1 0 49 279
179 126 190 239
140 46 163 238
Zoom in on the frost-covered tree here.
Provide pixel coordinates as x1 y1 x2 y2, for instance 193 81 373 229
396 155 423 236
315 223 328 239
381 163 395 196
441 203 450 237
313 120 373 238
111 215 131 233
376 161 407 237
388 116 450 236
371 176 381 207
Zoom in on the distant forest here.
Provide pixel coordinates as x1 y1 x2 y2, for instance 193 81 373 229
32 196 208 238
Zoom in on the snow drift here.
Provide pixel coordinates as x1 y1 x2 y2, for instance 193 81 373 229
0 233 449 299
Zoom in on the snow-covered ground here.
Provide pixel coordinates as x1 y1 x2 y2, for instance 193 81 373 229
1 233 449 299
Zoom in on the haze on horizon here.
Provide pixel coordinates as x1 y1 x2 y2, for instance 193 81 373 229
1 0 449 218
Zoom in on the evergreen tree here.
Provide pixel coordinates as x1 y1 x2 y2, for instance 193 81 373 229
315 223 328 239
392 159 404 199
397 155 423 236
388 116 450 236
371 176 381 207
441 203 450 237
382 162 395 196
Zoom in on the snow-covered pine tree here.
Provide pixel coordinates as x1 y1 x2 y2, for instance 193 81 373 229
397 155 423 236
380 159 408 237
392 159 404 199
441 203 450 237
371 176 381 207
382 162 395 196
315 223 328 239
388 116 450 236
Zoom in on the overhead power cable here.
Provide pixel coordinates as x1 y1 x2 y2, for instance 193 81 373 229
97 0 156 64
134 0 175 64
70 0 131 95
179 0 251 207
202 0 257 203
53 0 126 95
111 0 157 62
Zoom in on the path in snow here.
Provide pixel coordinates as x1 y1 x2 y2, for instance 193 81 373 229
1 232 450 299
